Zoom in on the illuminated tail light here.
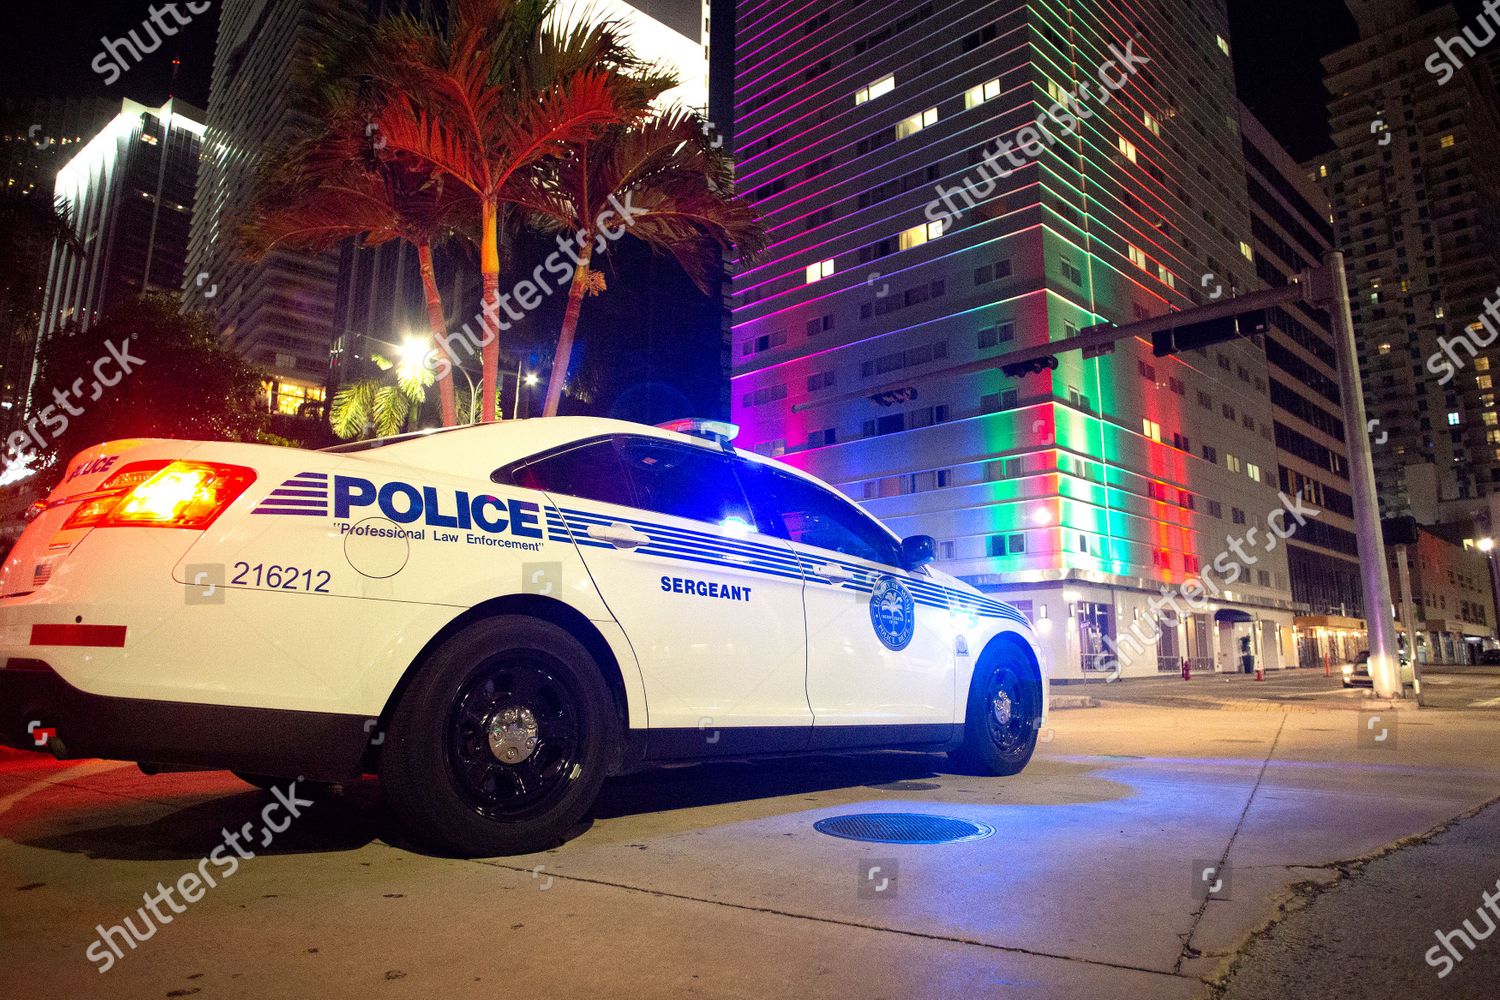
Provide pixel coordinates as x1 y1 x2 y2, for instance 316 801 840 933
62 462 256 530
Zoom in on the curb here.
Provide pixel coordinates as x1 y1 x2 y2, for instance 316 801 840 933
1049 695 1101 710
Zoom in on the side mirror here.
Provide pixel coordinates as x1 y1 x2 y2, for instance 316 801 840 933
900 534 935 570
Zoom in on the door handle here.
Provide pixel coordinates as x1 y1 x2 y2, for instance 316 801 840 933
588 522 651 549
815 563 856 583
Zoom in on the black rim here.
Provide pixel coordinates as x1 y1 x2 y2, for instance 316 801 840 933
446 654 582 820
984 666 1036 755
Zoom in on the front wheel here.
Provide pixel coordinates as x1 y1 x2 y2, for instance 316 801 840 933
381 616 617 856
949 656 1042 776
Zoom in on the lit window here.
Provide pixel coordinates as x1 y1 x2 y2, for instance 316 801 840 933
1448 411 1461 426
1226 453 1242 473
1378 342 1392 354
1436 305 1446 319
806 259 835 283
1216 34 1230 55
899 219 946 250
897 107 938 139
1440 134 1455 148
854 74 895 105
1239 241 1254 261
1118 136 1137 162
1142 419 1162 442
1046 79 1073 108
1476 357 1490 371
1247 463 1262 482
1483 411 1497 425
1128 244 1147 269
1156 263 1176 289
1318 163 1328 178
966 78 1002 109
1480 375 1494 390
1143 112 1160 136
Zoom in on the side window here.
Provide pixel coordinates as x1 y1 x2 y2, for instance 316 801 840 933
508 439 636 507
741 463 903 567
619 438 753 527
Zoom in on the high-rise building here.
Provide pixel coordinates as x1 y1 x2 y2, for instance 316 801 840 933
0 97 116 422
1240 106 1367 669
731 0 1303 680
184 0 364 418
38 99 205 339
1306 0 1500 523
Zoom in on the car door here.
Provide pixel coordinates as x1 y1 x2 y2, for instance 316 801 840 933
738 460 955 741
506 435 811 756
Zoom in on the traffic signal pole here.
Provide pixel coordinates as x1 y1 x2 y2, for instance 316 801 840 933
1314 251 1403 700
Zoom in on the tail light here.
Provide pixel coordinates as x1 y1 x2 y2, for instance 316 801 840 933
62 462 256 530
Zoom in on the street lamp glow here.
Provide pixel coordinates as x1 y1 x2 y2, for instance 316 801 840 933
524 372 539 387
396 336 428 381
1479 537 1495 553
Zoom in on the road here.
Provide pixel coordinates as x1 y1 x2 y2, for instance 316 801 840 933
2 685 1499 999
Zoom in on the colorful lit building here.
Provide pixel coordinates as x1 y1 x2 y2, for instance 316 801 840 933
1306 0 1500 524
183 0 364 418
1239 106 1367 669
730 0 1303 680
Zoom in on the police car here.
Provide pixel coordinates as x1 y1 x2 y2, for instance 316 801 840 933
0 418 1045 855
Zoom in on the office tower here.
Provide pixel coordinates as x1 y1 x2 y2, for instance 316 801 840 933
1240 106 1367 668
38 99 205 339
184 0 364 417
0 97 116 423
731 0 1302 679
1307 0 1500 523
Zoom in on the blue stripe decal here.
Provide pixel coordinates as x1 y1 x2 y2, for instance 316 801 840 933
553 504 1029 626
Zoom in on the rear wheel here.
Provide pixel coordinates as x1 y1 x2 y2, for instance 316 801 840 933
949 654 1042 776
381 615 616 856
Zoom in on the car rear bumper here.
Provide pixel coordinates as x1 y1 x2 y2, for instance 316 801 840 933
0 660 373 781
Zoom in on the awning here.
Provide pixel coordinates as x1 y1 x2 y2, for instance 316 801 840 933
1214 609 1254 624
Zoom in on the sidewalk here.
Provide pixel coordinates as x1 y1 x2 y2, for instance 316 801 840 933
1058 664 1500 714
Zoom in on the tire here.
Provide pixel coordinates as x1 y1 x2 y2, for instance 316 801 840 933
381 615 617 856
948 654 1042 776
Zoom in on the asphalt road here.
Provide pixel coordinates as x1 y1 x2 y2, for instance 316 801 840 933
2 686 1499 999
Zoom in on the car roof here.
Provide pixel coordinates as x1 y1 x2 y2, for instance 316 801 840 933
326 416 830 489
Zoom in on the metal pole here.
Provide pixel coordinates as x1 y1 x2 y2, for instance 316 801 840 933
513 358 522 421
1321 250 1402 700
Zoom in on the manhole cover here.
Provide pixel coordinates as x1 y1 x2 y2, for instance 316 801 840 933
813 813 993 844
865 781 942 791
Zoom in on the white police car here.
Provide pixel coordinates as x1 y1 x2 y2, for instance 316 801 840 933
0 418 1045 855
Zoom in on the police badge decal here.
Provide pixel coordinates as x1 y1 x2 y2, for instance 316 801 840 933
868 576 916 651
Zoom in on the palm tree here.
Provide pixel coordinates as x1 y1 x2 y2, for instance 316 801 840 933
518 110 766 416
330 351 436 439
246 61 474 427
367 0 648 422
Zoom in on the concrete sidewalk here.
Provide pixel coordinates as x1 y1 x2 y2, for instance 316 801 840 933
2 701 1499 999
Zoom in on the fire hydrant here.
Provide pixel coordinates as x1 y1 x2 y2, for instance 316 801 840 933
1181 660 1191 681
1255 666 1264 681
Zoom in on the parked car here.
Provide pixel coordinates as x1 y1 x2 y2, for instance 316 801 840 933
1341 649 1415 688
1480 649 1500 666
0 417 1046 855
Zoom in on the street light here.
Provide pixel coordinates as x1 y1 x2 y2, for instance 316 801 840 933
395 336 428 384
524 372 539 387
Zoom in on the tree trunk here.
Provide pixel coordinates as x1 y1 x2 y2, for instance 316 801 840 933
480 199 501 423
543 240 593 418
417 241 457 427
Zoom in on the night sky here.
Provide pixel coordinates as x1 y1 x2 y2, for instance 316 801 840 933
1 0 1494 170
